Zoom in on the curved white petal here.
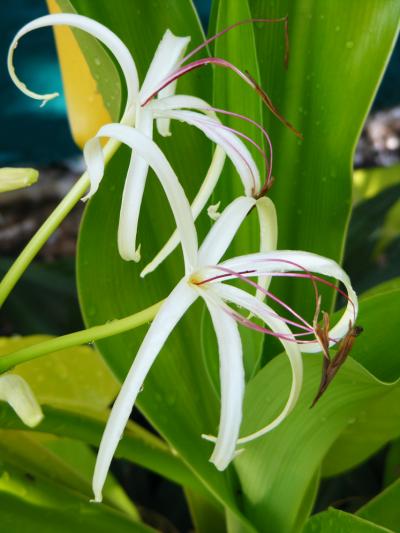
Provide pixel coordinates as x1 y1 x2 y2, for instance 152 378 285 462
153 109 260 195
254 197 278 298
201 291 244 470
92 279 197 502
198 196 256 266
140 29 190 116
152 94 216 115
8 14 138 115
153 94 216 136
141 145 226 277
0 374 43 428
117 107 153 261
211 283 303 444
86 123 198 272
82 137 104 200
219 250 358 350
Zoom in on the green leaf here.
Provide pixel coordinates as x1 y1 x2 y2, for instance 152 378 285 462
0 465 154 532
233 288 400 532
357 478 400 532
321 287 400 477
384 438 400 487
353 164 400 205
0 431 138 518
303 508 394 533
184 487 226 533
0 336 118 412
248 0 400 323
0 403 201 495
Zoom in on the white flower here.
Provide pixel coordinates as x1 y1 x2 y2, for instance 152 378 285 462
92 196 357 502
8 14 280 268
0 374 43 427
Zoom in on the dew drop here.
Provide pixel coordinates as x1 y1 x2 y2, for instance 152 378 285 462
94 57 101 66
345 41 354 49
335 25 341 32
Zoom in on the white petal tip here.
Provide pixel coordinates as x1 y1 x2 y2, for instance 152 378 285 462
140 262 155 278
40 93 59 107
90 497 102 504
209 455 230 471
25 411 44 428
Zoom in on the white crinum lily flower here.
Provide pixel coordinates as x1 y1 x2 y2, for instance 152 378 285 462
0 374 43 427
92 196 357 502
9 14 278 267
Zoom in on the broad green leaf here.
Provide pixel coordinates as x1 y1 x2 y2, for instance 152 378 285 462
0 337 201 495
322 288 400 476
357 478 400 533
233 288 400 533
72 0 254 527
353 164 400 205
0 403 202 495
0 465 154 532
248 0 400 323
362 277 400 300
384 438 400 487
0 431 138 518
303 508 393 533
345 185 400 293
0 336 118 412
43 436 138 518
184 487 226 533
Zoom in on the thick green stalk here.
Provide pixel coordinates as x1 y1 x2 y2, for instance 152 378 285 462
0 300 162 373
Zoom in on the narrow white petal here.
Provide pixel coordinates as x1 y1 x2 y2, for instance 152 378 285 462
254 197 278 298
198 196 256 266
153 109 260 195
92 123 198 272
140 29 190 106
140 145 226 277
211 284 303 443
117 107 153 261
0 374 43 428
201 292 244 470
152 94 216 116
82 137 104 200
8 14 138 114
154 94 216 136
92 280 197 502
219 250 358 350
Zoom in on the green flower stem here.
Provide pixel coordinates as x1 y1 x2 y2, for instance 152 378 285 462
0 300 163 373
0 139 120 309
0 403 206 495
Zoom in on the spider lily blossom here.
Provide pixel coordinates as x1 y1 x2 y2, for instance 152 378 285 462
92 197 357 502
0 374 43 427
9 14 286 266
